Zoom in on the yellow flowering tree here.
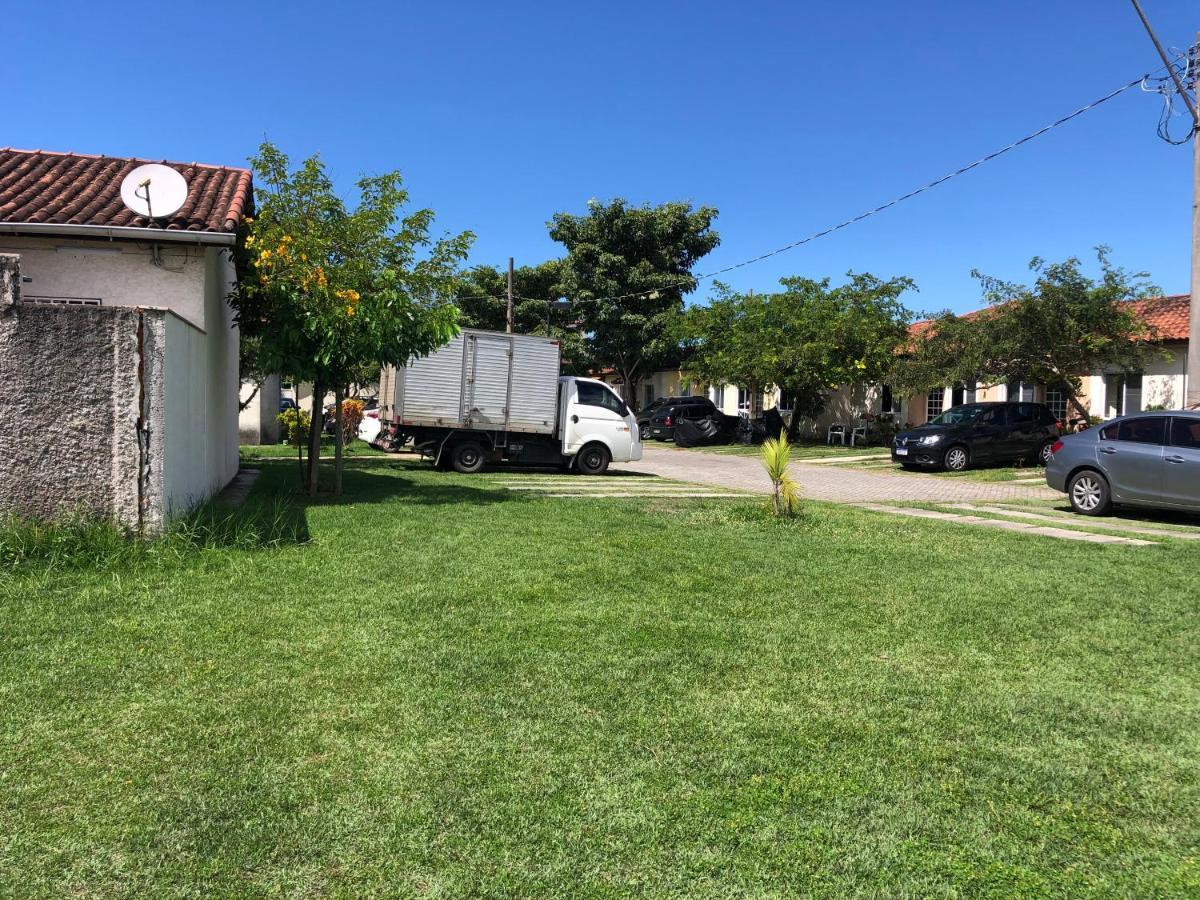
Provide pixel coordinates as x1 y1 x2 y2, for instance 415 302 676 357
231 141 472 495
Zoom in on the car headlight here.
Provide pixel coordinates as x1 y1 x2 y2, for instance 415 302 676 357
917 434 943 445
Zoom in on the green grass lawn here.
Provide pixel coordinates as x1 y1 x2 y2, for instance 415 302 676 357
2 459 1199 896
240 436 391 462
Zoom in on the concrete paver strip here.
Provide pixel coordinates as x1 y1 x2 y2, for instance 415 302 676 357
857 504 1155 546
615 446 1059 504
942 503 1200 540
215 468 260 507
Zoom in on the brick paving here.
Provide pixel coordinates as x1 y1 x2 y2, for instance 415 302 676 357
615 446 1060 504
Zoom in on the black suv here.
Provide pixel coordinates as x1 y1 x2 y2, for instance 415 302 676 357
638 396 716 440
645 397 719 441
892 402 1062 471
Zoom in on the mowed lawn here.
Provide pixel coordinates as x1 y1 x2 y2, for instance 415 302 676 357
2 459 1199 896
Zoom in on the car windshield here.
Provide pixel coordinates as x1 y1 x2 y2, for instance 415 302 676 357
930 404 989 426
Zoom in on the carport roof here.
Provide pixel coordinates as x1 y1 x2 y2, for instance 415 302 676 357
0 147 252 236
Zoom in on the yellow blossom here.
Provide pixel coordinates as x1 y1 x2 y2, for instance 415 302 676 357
245 235 255 248
299 253 307 262
346 305 355 317
281 234 292 243
336 289 360 304
260 248 271 261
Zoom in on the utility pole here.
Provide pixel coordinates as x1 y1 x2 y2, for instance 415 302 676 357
1190 33 1200 408
1130 4 1200 407
506 257 514 334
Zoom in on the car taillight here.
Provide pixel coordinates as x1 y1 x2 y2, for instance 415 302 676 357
664 416 673 426
1050 440 1064 456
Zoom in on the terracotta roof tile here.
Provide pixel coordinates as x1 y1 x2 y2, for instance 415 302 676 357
908 294 1191 342
0 147 252 234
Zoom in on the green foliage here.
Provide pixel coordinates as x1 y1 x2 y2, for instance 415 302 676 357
230 141 471 491
760 430 801 516
684 273 915 433
277 407 311 447
891 250 1166 419
549 198 720 404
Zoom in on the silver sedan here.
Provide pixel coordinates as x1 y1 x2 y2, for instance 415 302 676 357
1045 411 1200 516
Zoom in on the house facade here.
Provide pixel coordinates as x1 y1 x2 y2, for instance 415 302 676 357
627 294 1192 437
0 148 252 530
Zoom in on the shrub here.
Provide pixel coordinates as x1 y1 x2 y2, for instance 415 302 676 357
277 407 311 446
761 430 801 517
340 398 365 444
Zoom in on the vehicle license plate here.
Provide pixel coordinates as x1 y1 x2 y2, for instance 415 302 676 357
895 447 908 456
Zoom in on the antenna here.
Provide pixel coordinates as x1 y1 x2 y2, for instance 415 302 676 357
119 164 188 222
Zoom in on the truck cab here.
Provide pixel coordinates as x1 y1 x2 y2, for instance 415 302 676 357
559 377 643 472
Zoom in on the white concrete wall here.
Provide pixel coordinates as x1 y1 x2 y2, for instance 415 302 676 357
1086 345 1188 419
203 247 240 492
239 375 281 444
0 235 209 328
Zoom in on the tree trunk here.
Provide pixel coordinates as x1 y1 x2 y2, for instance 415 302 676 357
333 386 345 497
1066 391 1090 426
307 381 323 497
238 379 263 412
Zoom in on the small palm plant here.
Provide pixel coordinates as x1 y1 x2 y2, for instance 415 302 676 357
760 430 801 517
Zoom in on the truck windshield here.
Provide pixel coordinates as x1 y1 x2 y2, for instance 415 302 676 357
578 381 628 416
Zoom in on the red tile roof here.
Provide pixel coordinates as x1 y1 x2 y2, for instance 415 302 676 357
908 294 1192 342
0 147 252 234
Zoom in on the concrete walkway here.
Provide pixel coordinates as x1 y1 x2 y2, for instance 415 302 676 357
615 446 1059 504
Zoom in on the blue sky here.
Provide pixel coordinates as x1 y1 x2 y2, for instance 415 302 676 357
8 1 1196 314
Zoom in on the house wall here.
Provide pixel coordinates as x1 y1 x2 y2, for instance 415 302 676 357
1085 344 1189 418
239 375 281 445
0 247 240 530
0 235 209 329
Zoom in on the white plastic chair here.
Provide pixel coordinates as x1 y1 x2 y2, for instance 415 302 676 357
850 422 868 446
826 424 847 445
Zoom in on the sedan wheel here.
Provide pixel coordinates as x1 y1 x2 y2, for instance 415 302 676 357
1068 471 1111 516
1037 440 1055 466
944 446 969 472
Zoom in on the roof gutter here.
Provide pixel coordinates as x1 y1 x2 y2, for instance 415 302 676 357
0 222 235 246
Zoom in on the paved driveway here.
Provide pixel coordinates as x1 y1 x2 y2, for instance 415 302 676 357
614 446 1060 504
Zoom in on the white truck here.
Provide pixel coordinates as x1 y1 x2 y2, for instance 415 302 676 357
379 329 642 474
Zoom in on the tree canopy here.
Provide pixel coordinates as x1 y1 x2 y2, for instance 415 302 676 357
683 274 915 436
231 141 471 493
889 250 1164 421
549 198 720 406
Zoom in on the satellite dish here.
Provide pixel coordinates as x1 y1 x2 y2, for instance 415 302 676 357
120 163 188 221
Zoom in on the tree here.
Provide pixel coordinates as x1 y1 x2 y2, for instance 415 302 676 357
452 260 591 372
230 141 471 495
890 250 1165 421
683 274 915 438
549 199 720 407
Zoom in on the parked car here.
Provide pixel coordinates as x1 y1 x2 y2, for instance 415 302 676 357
279 397 298 414
323 396 378 435
1046 411 1200 516
636 396 714 440
891 401 1061 471
646 398 720 441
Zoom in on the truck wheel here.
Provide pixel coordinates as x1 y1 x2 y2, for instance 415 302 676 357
450 441 486 474
576 443 610 475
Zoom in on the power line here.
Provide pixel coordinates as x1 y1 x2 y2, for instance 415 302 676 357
584 67 1162 305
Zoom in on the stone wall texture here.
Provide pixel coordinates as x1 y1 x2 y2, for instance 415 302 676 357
0 301 148 528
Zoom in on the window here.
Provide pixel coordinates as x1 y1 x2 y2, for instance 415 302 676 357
1170 417 1200 449
777 390 796 412
737 387 749 415
1099 423 1119 441
712 385 725 408
880 384 894 414
1116 416 1166 445
1044 386 1068 422
926 388 944 421
577 381 627 415
1007 381 1035 403
951 381 977 407
1124 374 1143 414
1011 403 1040 425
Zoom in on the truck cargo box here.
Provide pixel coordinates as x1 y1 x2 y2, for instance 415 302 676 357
383 330 561 435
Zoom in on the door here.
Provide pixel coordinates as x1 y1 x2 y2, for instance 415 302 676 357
968 406 1006 461
1007 403 1046 460
1099 416 1167 502
565 380 634 460
1163 416 1200 508
463 334 512 428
